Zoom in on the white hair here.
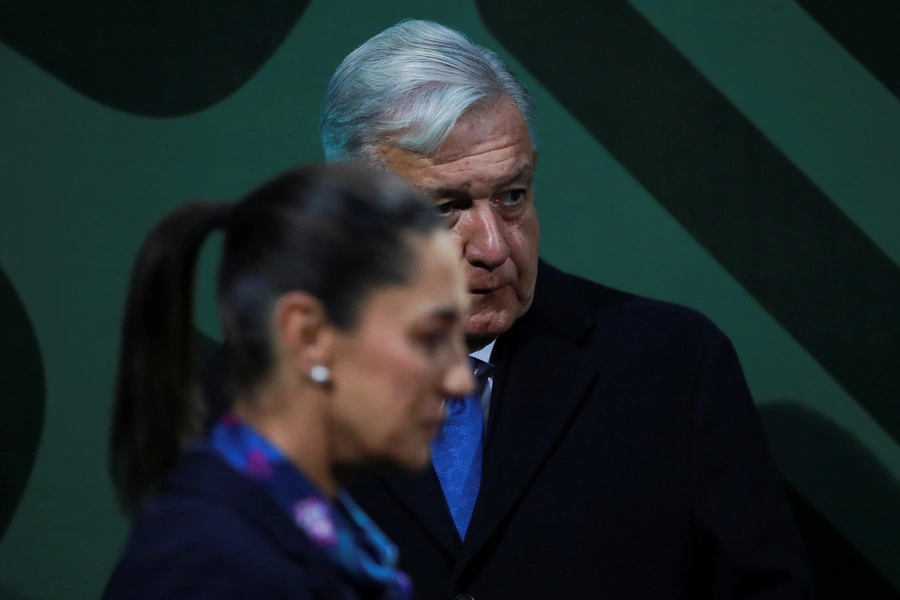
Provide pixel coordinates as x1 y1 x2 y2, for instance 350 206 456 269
319 19 536 162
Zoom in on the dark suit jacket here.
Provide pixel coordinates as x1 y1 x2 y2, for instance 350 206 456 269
202 260 813 599
103 449 370 600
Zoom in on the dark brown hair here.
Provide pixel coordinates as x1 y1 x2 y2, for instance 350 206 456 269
110 163 441 511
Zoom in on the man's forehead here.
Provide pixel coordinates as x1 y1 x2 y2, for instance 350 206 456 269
431 132 530 166
435 103 531 159
380 100 531 159
377 103 533 194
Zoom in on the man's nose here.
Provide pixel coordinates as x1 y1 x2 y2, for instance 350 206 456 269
461 203 510 269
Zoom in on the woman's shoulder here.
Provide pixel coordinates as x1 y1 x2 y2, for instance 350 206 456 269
103 458 356 599
104 497 287 597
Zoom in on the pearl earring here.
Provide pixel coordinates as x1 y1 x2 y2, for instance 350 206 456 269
310 365 331 384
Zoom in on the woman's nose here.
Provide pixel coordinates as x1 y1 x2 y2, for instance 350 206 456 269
445 358 475 398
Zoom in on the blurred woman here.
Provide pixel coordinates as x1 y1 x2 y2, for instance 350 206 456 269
104 163 472 599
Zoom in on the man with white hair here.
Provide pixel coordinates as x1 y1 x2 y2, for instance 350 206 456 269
206 18 813 600
317 19 813 600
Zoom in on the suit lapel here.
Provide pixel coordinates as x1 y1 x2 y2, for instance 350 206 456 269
379 466 462 557
455 262 599 575
378 263 595 562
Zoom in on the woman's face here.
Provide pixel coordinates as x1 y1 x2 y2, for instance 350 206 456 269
327 231 473 470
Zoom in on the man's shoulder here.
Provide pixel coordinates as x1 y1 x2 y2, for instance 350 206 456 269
546 263 724 348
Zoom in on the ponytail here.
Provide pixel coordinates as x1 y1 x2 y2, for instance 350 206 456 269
110 201 229 512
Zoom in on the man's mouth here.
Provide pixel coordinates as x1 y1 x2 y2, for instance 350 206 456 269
470 283 509 295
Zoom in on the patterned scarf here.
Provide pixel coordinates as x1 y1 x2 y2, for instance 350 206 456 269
204 413 413 600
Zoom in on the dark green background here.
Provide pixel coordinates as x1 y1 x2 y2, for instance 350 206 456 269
1 1 898 598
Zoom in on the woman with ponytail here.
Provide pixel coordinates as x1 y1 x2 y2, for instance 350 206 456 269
104 163 472 600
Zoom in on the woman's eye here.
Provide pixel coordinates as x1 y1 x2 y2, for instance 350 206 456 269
420 331 448 350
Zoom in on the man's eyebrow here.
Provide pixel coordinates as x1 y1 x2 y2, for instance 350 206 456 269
420 165 534 199
421 185 470 200
497 165 534 188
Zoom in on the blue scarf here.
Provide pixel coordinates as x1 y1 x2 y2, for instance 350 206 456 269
204 413 413 600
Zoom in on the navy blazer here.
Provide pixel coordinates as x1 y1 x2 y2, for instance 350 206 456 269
203 261 814 599
104 449 369 600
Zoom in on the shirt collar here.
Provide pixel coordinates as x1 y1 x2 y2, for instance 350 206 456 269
469 339 496 366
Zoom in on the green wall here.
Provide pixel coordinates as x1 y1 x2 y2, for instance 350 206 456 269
1 1 897 598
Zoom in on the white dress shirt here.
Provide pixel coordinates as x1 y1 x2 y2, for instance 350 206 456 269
469 340 496 429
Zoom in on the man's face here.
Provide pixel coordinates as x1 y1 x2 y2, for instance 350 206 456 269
379 100 540 342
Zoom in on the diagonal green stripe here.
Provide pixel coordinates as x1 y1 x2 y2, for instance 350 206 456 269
476 0 900 469
795 0 900 102
627 0 900 273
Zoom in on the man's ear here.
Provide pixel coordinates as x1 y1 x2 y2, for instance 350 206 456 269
272 291 335 375
532 148 538 170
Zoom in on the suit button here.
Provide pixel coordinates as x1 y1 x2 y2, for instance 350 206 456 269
455 595 474 600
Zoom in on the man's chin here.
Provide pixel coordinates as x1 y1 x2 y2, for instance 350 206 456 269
465 310 515 340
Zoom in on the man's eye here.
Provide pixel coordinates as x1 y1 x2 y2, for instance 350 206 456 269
501 190 526 205
435 202 454 216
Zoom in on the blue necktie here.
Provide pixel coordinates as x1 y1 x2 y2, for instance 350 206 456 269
431 358 490 539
